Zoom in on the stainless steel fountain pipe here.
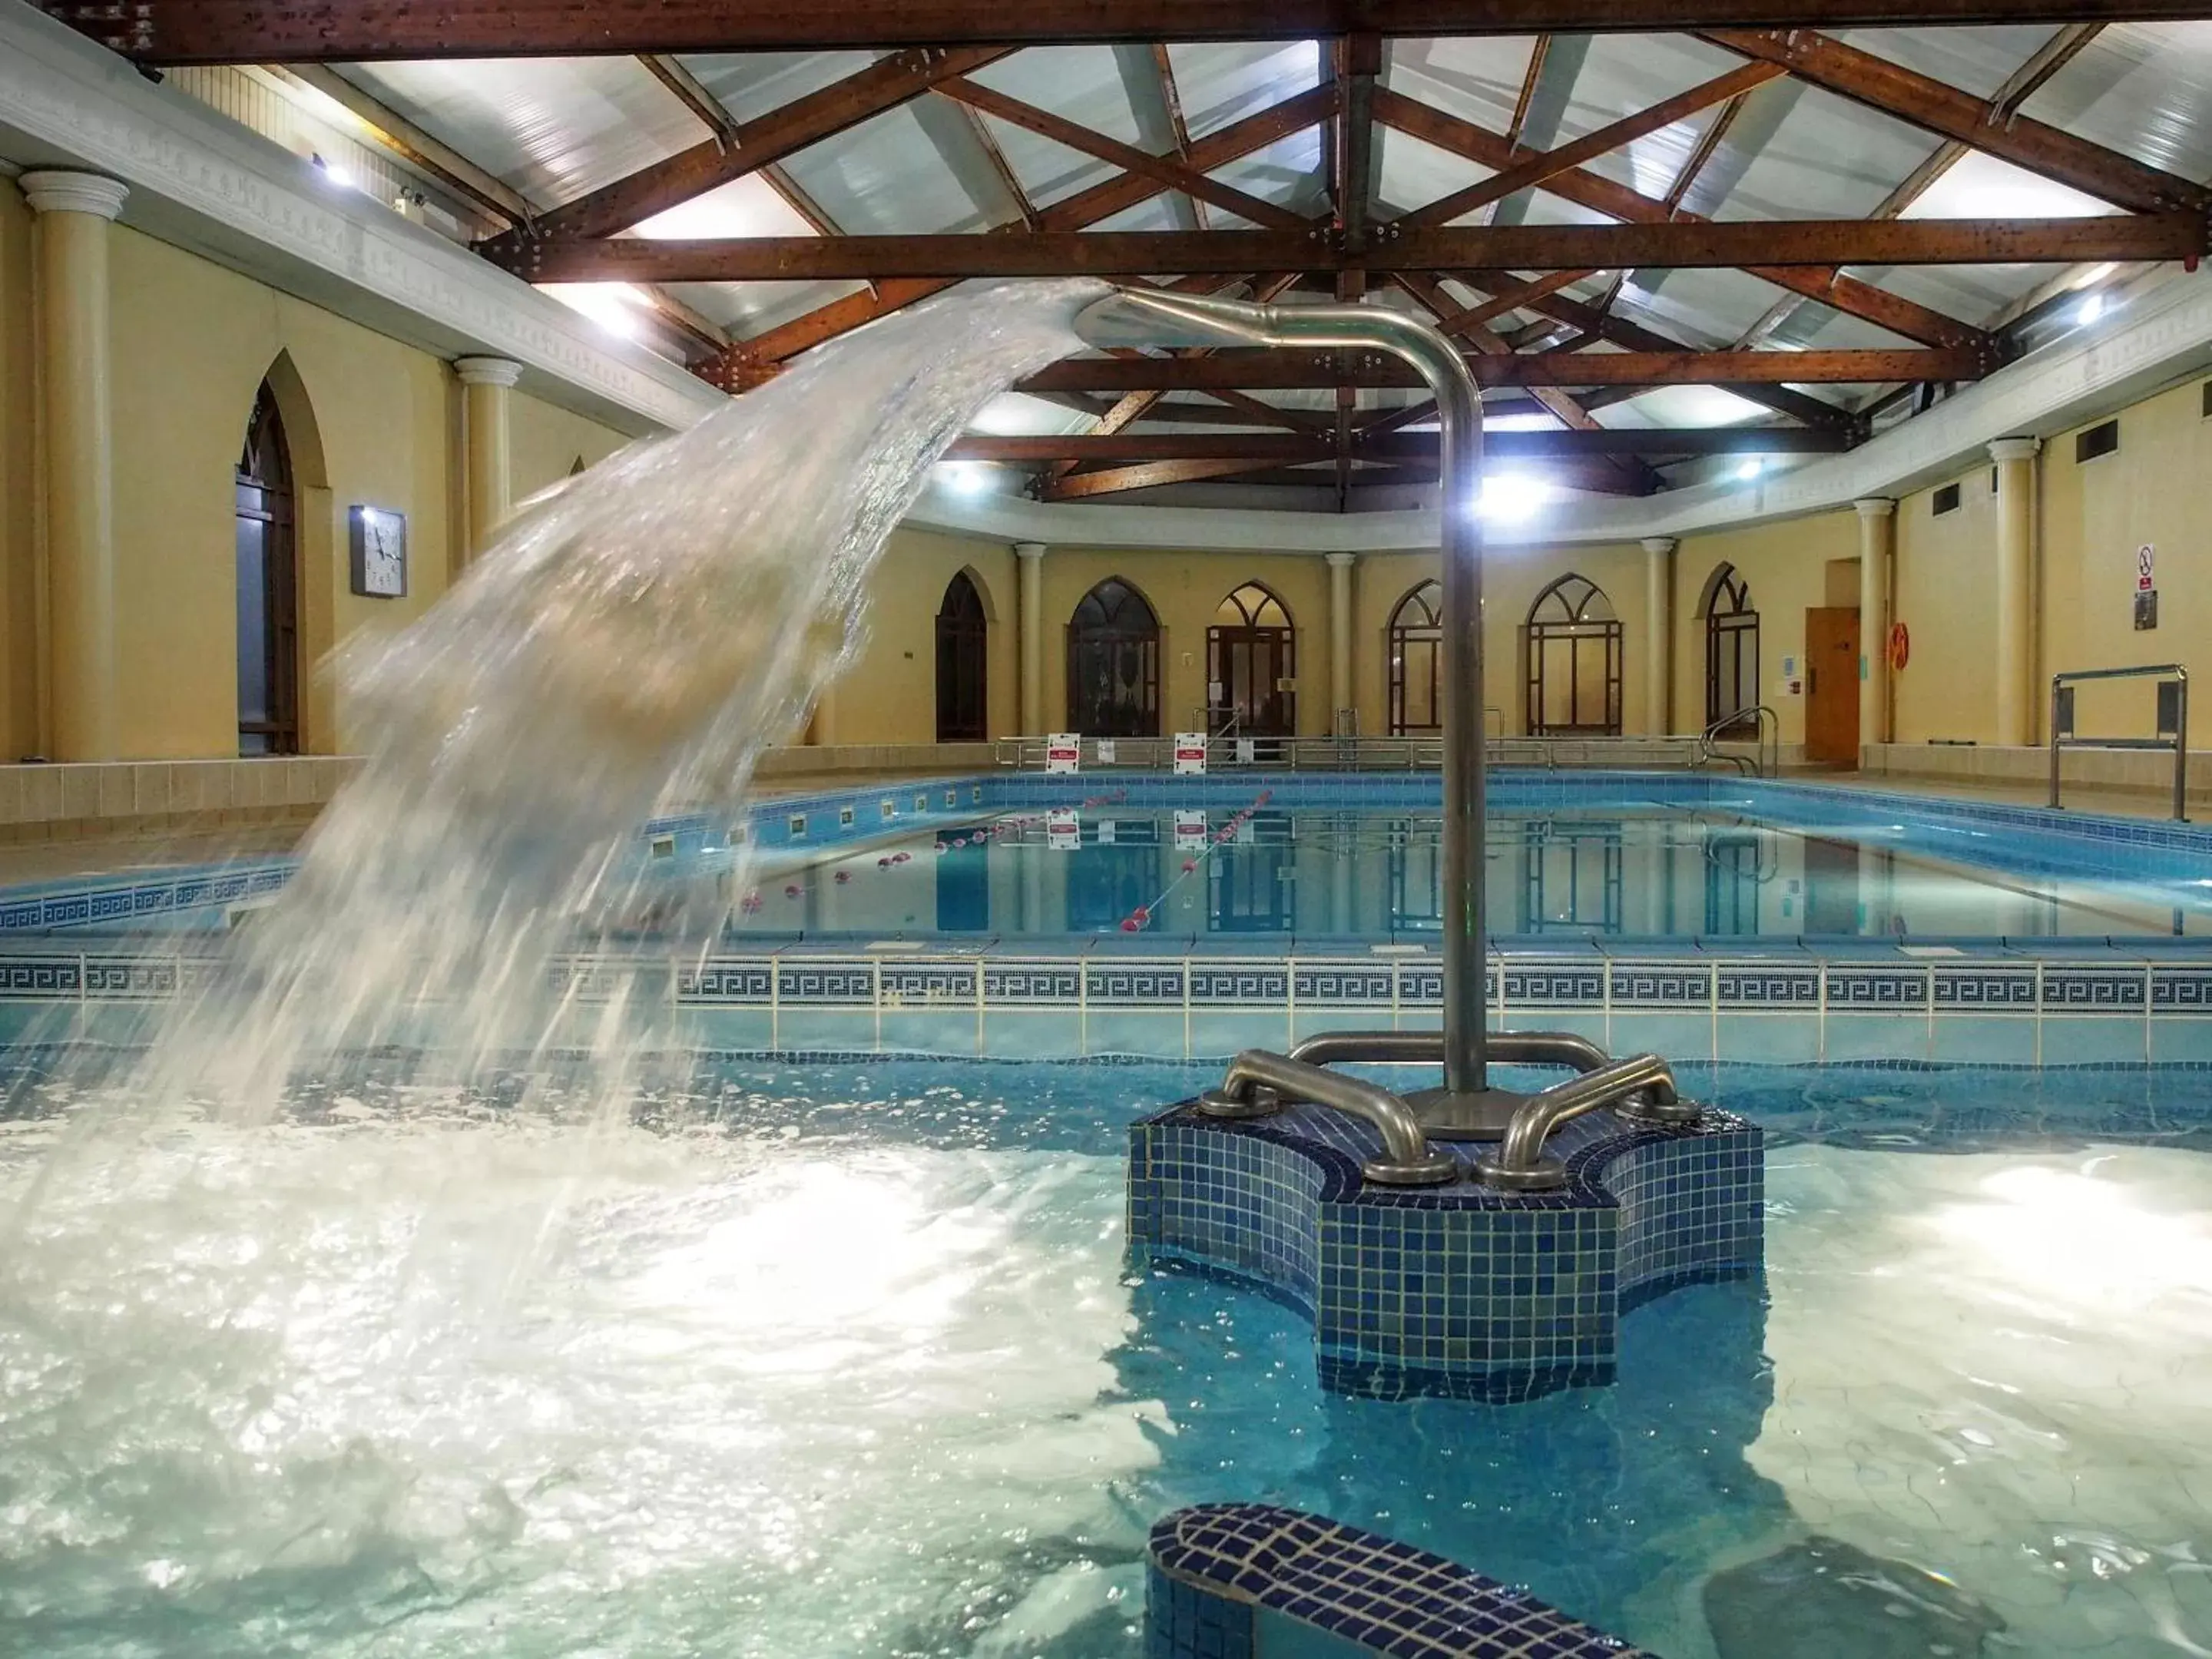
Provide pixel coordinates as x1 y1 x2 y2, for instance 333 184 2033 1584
1473 1053 1687 1190
1074 288 1493 1099
1201 1050 1460 1186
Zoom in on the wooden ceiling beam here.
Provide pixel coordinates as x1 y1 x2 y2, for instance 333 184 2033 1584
720 83 1336 372
1699 28 2207 217
937 77 1307 228
74 1 2212 63
480 45 1013 251
507 215 2195 282
1018 346 1984 389
951 428 1850 460
1397 61 1784 230
1372 85 1989 349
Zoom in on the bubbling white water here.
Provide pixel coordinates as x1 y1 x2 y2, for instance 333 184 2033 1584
137 277 1108 1119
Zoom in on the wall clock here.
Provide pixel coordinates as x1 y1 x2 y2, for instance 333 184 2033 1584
349 505 407 598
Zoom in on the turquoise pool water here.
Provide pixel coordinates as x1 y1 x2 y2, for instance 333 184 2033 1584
2 1058 2207 1657
730 806 2212 939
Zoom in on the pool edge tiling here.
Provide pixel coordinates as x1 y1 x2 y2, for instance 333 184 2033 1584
1127 1099 1763 1401
1146 1504 1653 1658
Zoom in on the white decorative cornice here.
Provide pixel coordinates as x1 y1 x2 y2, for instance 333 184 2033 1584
1639 535 1677 555
454 356 524 389
1853 496 1896 518
19 168 127 218
0 2 721 439
1012 541 1045 559
1324 551 1359 568
1988 436 2042 463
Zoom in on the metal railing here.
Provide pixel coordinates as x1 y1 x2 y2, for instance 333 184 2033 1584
1698 705 1779 780
1202 1028 1698 1190
993 732 1734 773
2048 664 2189 821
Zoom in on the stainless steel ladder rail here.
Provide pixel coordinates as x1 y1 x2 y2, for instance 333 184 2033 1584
1698 705 1778 779
2048 664 2189 821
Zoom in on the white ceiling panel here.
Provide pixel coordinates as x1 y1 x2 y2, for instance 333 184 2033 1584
339 58 696 205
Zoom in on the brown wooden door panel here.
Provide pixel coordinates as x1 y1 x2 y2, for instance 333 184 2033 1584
1803 606 1861 767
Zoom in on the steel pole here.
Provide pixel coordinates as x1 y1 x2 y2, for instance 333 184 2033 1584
1073 287 1516 1133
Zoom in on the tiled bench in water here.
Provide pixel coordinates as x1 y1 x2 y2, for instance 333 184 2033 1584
1147 1504 1651 1657
1128 1098 1762 1400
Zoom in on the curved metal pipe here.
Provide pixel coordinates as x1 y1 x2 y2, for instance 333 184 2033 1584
1204 1049 1459 1187
1474 1053 1682 1191
1288 1029 1610 1074
1076 288 1492 1102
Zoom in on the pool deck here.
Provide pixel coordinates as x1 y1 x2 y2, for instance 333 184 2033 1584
0 762 2198 890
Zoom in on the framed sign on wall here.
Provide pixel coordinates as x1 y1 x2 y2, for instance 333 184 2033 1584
348 505 408 598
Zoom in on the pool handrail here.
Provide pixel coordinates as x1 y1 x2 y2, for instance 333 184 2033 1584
1699 704 1778 780
2048 663 2188 821
1474 1052 1696 1191
1200 1049 1459 1186
1288 1028 1609 1074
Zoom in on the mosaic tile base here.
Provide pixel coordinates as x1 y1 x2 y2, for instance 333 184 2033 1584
1128 1094 1762 1402
1147 1504 1651 1658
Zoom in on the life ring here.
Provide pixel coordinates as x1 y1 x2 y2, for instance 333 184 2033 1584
1887 621 1910 672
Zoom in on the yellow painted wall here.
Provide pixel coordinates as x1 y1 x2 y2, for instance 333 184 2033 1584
818 527 1020 744
0 180 34 761
1892 465 1998 743
509 390 631 507
1670 510 1859 748
2040 383 2212 740
107 227 462 757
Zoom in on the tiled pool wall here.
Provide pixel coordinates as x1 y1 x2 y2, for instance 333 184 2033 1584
1146 1504 1652 1658
5 770 2212 1065
1129 1101 1761 1402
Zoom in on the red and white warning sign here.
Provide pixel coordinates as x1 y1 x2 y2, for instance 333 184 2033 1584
1044 732 1081 773
1174 810 1208 849
1173 731 1208 775
1046 807 1080 849
2137 543 2156 592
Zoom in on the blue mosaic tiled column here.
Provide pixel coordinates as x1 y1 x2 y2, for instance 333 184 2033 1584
1145 1504 1654 1658
1128 1100 1762 1402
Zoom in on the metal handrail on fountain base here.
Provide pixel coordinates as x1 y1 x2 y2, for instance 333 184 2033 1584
1074 285 1708 1197
1198 1035 1700 1192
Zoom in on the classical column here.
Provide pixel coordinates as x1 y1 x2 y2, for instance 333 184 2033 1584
24 172 128 760
1854 497 1896 758
1988 437 2041 746
455 356 522 562
1015 541 1045 733
1324 552 1356 736
1641 536 1676 736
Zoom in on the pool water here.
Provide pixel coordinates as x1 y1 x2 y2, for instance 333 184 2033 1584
730 808 2212 940
2 1060 2208 1657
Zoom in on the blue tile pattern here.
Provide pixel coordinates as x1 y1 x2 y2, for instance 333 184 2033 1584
1129 1096 1762 1402
6 769 2212 1067
1146 1505 1651 1658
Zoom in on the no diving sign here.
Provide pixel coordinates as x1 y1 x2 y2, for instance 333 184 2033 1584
2138 544 2156 592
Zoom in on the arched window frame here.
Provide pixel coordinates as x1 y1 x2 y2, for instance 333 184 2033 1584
1700 564 1761 737
235 381 300 756
1387 580 1444 737
1522 572 1623 736
1065 578 1161 738
1205 581 1296 736
935 568 989 741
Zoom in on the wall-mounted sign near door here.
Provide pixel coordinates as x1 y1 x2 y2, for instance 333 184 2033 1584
2135 542 2158 630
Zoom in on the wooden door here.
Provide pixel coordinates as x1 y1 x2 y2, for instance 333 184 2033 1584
1803 607 1861 766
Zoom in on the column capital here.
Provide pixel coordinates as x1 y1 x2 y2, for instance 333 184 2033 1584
1013 541 1046 561
454 356 524 389
1853 496 1896 519
1639 535 1677 556
1988 435 2041 464
21 171 127 220
1324 551 1359 568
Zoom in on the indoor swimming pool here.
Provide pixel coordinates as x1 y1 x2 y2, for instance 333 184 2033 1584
732 803 2212 941
0 1058 2205 1658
